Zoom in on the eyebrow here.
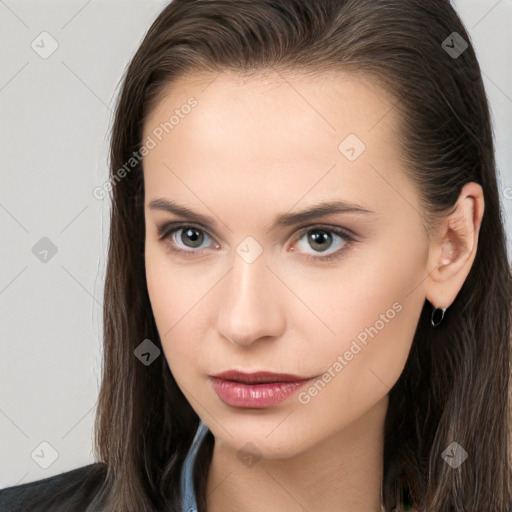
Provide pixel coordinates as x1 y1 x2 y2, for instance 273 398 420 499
148 198 376 230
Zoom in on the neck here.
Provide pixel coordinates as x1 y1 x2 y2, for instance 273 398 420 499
205 395 388 512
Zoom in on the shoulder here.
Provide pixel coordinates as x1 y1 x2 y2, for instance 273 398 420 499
0 462 108 512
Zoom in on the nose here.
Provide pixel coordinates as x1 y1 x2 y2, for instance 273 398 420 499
215 247 286 348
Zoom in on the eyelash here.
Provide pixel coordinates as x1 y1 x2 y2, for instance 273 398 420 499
157 223 355 263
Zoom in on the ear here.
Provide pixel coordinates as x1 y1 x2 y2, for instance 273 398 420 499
424 181 485 309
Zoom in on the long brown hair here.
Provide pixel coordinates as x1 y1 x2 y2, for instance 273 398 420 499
92 1 512 510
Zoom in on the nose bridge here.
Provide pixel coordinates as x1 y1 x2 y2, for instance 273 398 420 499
216 239 284 346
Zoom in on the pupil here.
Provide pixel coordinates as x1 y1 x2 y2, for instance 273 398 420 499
308 230 332 252
182 228 203 248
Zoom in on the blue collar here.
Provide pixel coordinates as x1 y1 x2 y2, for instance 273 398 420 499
180 420 210 512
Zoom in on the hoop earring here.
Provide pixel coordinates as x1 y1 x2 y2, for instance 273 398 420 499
431 306 447 327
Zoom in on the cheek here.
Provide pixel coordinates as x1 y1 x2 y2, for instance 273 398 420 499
145 247 189 351
145 245 215 377
292 237 426 414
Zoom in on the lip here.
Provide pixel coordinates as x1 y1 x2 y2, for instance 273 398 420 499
211 370 311 383
209 370 315 408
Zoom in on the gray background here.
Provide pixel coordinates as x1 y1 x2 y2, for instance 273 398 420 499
1 0 511 487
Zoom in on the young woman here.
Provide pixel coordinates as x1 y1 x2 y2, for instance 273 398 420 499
1 0 511 511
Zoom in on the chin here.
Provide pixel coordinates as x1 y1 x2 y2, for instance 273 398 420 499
210 410 329 459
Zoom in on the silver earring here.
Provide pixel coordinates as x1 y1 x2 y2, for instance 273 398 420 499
431 306 447 327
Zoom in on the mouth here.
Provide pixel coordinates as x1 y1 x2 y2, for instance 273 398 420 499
208 370 316 408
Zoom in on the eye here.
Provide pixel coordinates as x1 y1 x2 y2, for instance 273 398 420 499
158 223 354 262
159 224 218 256
293 226 353 262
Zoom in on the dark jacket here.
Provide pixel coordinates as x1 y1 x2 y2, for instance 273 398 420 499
0 463 107 512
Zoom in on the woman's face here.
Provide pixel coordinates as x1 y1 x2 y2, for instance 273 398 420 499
143 70 430 458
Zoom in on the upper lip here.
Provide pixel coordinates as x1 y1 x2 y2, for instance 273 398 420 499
210 370 312 384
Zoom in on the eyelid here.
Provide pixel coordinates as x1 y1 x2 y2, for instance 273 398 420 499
292 222 357 240
157 220 357 241
157 221 215 240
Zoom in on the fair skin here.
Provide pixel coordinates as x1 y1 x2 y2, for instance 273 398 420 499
142 70 484 512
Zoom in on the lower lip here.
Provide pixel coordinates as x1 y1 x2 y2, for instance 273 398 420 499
209 377 313 408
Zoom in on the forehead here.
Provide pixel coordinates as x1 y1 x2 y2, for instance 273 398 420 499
141 68 415 221
143 68 402 162
144 68 398 138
